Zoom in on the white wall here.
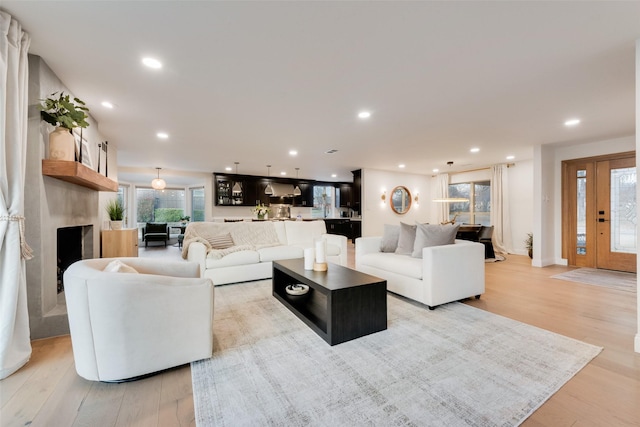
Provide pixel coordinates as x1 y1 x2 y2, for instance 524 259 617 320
506 161 533 255
361 164 534 252
361 168 432 236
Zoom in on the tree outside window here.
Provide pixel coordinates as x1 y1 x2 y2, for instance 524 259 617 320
448 181 490 225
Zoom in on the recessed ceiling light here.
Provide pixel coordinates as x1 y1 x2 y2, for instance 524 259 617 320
506 155 515 160
398 164 406 168
225 166 232 171
142 57 162 69
331 174 337 178
289 150 298 156
280 171 287 176
470 147 480 153
101 101 114 109
564 118 580 126
358 111 371 119
432 168 439 173
156 132 169 139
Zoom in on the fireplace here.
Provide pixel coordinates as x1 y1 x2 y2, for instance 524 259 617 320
57 225 94 294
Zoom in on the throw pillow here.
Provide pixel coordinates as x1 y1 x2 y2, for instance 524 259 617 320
411 223 461 258
103 259 139 274
395 222 417 255
380 224 400 252
207 232 234 249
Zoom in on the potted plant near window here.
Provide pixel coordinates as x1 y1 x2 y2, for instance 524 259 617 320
180 215 190 226
105 199 125 230
40 91 90 161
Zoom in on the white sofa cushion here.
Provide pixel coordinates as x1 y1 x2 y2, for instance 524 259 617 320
358 252 423 280
205 250 260 268
284 221 327 246
258 245 304 262
272 221 288 245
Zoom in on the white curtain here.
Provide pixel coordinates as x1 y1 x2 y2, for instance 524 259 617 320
435 173 449 223
0 11 33 380
490 164 512 254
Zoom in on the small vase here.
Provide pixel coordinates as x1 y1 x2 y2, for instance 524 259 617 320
49 127 75 161
257 214 265 220
110 220 123 230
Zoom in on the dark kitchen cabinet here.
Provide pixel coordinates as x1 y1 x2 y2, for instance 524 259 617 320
338 183 353 208
215 174 258 206
352 169 361 214
296 182 314 207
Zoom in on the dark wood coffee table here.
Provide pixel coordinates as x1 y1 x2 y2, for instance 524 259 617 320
273 259 387 345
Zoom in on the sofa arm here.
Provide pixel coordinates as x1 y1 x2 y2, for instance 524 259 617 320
186 241 208 278
422 240 485 306
355 236 382 259
323 233 348 266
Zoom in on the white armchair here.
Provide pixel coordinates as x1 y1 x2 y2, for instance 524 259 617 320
64 258 214 382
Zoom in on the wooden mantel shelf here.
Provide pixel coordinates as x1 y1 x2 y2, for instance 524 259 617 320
42 160 118 192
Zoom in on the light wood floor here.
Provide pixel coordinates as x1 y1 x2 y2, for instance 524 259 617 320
2 245 639 426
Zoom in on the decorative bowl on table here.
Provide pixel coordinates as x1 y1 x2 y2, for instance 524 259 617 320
285 284 309 295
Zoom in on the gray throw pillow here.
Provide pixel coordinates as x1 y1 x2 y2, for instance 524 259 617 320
395 222 417 255
411 223 461 258
380 224 400 252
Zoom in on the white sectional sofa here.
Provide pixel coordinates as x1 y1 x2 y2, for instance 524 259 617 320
183 220 347 285
356 233 485 309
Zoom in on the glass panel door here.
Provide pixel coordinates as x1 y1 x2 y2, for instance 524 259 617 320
609 166 636 254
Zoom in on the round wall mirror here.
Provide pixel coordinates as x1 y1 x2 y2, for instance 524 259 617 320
390 186 412 215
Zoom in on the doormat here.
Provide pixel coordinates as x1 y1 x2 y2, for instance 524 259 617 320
551 268 636 292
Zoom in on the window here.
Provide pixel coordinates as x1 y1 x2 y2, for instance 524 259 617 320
190 187 205 221
136 188 186 237
311 186 335 218
117 185 129 227
448 181 491 225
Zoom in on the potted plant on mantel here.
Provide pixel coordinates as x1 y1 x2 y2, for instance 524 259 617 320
105 199 125 230
40 91 90 162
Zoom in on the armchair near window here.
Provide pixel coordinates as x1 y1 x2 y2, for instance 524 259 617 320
143 222 169 247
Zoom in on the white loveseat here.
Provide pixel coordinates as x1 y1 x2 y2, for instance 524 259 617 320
64 258 214 382
183 220 347 285
356 236 485 309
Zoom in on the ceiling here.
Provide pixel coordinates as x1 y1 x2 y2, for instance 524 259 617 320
3 1 639 186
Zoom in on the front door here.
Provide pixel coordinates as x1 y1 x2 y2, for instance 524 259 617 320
595 157 636 272
562 152 636 273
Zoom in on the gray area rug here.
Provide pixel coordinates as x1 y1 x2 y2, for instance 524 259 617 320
551 267 637 293
192 280 602 426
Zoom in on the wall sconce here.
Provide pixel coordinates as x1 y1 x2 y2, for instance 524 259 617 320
381 190 386 202
414 192 420 204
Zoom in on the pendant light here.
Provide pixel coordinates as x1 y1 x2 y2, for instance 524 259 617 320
264 165 274 195
293 168 302 196
151 167 166 190
232 162 242 194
